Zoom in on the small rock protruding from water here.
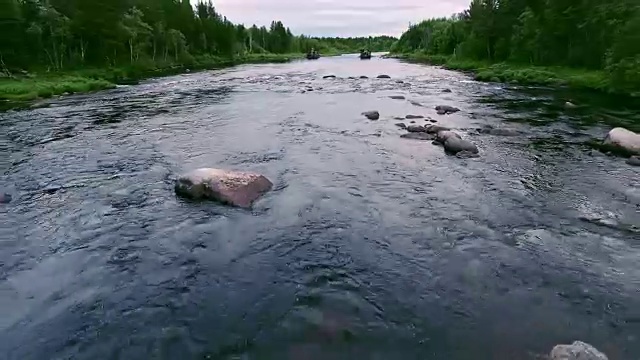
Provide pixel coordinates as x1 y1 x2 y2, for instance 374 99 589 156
389 95 405 100
603 127 640 155
359 75 368 79
444 136 479 155
565 101 578 109
405 114 424 119
429 119 438 123
401 132 435 141
409 101 424 107
395 80 404 84
550 341 608 360
627 156 640 166
442 89 452 93
377 74 391 79
0 193 12 204
362 111 380 120
175 168 273 208
410 121 416 124
435 105 461 115
425 125 451 134
395 123 407 129
323 75 336 79
393 116 405 121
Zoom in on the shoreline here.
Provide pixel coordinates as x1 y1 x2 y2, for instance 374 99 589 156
0 53 309 111
391 53 638 97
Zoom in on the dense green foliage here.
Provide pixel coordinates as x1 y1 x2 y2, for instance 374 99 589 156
392 0 640 93
305 36 397 54
0 0 395 75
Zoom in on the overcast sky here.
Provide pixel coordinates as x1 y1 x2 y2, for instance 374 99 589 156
192 0 470 37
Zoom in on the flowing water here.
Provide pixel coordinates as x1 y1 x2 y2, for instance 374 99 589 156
1 54 639 360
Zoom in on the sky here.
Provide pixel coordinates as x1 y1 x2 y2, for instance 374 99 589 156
192 0 470 37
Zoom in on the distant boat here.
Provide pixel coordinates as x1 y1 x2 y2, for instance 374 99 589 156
306 52 320 60
360 50 372 60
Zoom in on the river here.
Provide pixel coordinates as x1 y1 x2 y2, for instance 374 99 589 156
1 54 639 360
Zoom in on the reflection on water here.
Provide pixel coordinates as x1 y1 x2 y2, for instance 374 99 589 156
1 55 639 360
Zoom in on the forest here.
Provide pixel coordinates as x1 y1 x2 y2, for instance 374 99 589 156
0 0 395 74
392 0 640 94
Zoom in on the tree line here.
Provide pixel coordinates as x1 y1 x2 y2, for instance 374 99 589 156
0 0 396 73
392 0 640 92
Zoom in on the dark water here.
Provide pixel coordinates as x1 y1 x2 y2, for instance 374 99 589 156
1 54 639 360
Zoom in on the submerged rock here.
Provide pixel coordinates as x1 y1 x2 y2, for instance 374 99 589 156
435 105 461 115
362 111 380 120
406 125 426 133
393 116 405 121
395 123 407 129
550 341 608 360
444 137 479 155
0 193 12 204
389 95 406 100
603 127 640 155
401 132 436 141
405 114 424 119
395 80 404 84
627 156 640 166
409 101 424 107
456 151 481 159
377 74 391 79
175 168 273 208
478 127 521 136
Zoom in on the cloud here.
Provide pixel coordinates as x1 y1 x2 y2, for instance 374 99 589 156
190 0 470 37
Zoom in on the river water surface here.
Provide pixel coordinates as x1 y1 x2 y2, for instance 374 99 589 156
1 55 639 360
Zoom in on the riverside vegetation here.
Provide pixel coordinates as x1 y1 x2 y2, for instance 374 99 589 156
391 0 640 96
0 0 396 105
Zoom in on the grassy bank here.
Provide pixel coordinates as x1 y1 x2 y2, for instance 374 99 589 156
0 53 305 107
394 53 618 94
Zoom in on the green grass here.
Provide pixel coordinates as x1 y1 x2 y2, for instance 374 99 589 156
394 53 613 93
0 53 311 109
0 76 116 102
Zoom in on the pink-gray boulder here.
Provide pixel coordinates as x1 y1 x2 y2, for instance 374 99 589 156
175 168 273 208
603 127 640 155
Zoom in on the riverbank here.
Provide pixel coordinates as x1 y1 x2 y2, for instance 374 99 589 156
393 53 630 95
0 53 306 109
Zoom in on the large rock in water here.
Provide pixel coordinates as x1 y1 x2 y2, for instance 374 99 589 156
603 127 640 155
175 168 273 208
435 130 461 144
550 341 608 360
